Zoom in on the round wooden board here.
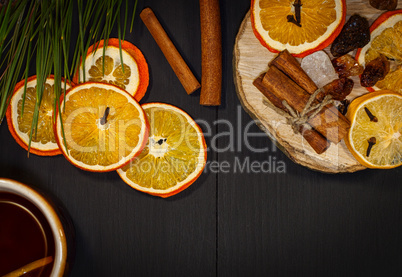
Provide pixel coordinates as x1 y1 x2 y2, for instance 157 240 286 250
233 1 401 173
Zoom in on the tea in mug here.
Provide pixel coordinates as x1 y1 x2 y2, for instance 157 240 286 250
0 192 55 277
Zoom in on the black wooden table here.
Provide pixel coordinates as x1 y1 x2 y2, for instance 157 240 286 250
1 0 402 276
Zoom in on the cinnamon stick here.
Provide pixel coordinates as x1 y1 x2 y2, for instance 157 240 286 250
199 0 222 106
262 66 349 144
253 74 288 112
269 50 350 143
253 74 330 154
269 49 318 93
270 50 351 114
140 8 200 94
321 77 354 101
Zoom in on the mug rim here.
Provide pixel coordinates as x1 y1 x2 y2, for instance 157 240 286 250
0 178 67 277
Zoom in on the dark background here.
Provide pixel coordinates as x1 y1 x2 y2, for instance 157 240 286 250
1 0 402 276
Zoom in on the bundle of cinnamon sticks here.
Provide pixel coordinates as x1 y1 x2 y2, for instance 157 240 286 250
253 50 350 154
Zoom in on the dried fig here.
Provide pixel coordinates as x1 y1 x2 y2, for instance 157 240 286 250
361 55 390 87
330 14 370 57
369 0 397 11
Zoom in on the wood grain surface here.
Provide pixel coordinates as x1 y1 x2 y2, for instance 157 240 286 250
0 0 401 276
233 0 402 173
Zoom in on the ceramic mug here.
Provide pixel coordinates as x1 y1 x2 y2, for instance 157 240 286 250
0 178 75 276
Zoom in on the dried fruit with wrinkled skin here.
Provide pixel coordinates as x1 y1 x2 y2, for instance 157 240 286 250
331 54 364 78
369 0 397 11
321 77 354 101
361 54 390 87
355 10 402 92
331 14 370 57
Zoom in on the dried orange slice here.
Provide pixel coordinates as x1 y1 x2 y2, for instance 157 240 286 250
344 90 402 169
356 10 402 93
74 38 149 102
54 82 149 172
6 76 72 156
117 103 207 198
251 0 346 57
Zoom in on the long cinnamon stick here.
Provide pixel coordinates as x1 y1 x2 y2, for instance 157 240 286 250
140 8 200 94
199 0 222 106
253 74 330 154
262 66 349 144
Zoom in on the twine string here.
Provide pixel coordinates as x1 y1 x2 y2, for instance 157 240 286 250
263 88 333 134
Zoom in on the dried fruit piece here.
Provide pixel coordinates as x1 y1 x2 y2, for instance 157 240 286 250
331 54 364 77
321 77 354 101
355 10 402 93
369 0 397 11
361 54 390 87
330 14 370 57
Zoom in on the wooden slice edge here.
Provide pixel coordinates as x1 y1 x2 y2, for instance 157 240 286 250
233 11 366 174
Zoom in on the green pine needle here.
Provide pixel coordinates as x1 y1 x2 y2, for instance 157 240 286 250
0 0 138 155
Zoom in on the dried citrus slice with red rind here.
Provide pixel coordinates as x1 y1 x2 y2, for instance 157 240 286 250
6 76 72 156
355 9 402 93
74 38 149 102
251 0 346 57
117 103 207 198
54 82 149 172
344 90 402 169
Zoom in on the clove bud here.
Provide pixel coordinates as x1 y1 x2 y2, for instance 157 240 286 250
366 137 377 157
100 107 110 125
287 0 302 27
364 107 378 122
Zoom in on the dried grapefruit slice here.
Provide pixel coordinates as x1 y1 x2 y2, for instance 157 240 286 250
117 103 207 198
6 76 72 156
251 0 346 57
356 10 402 93
344 90 402 169
74 38 149 102
54 82 149 172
